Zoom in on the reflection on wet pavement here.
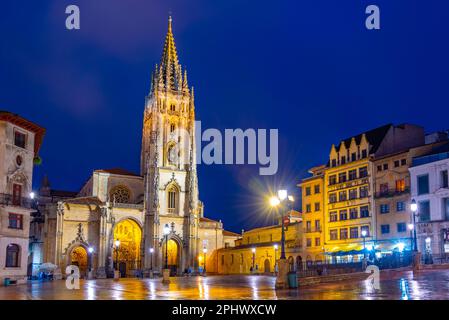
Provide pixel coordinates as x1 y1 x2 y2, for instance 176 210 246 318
1 269 449 300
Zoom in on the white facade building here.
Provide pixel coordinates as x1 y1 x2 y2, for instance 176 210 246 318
409 142 449 260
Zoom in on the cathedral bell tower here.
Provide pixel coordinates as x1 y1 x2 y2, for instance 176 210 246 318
141 16 200 273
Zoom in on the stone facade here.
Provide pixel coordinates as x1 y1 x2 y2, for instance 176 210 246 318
0 111 45 286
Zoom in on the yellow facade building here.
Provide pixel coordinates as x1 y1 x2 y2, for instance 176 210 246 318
216 219 303 274
299 165 326 262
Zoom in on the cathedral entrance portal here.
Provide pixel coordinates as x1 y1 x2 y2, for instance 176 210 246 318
113 219 142 277
163 239 180 276
70 246 88 278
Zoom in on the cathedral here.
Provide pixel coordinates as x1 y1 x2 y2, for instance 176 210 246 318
31 17 239 278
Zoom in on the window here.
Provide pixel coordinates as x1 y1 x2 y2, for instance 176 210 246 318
381 225 390 234
350 227 359 239
380 204 390 214
348 169 357 180
16 155 23 167
444 198 449 221
394 160 400 168
167 186 178 214
12 184 22 206
397 223 406 233
360 206 369 218
330 229 338 240
110 185 131 204
306 221 312 232
361 149 367 158
170 123 176 133
349 208 358 219
5 244 20 267
338 172 347 183
339 210 348 221
349 188 357 200
315 238 321 246
329 193 337 204
441 170 449 189
305 204 311 213
339 191 347 202
305 187 311 196
314 184 320 194
315 220 321 231
396 179 406 192
329 175 336 185
314 202 320 211
380 183 389 195
383 163 389 170
341 156 346 165
359 166 368 178
14 131 26 149
401 159 407 166
170 104 176 112
331 159 337 167
359 186 368 198
351 152 356 162
419 201 431 222
330 212 338 222
8 213 23 229
306 238 312 247
417 174 429 195
377 165 382 172
361 226 370 237
396 201 405 212
340 228 348 240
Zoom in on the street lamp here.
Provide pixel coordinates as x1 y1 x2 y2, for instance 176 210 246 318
408 223 414 251
203 248 207 274
29 192 35 199
411 199 418 252
251 248 256 270
149 248 154 271
114 240 120 271
361 230 367 260
163 224 170 270
88 247 94 272
273 244 278 273
269 189 294 260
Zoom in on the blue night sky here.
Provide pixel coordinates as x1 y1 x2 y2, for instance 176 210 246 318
1 1 448 233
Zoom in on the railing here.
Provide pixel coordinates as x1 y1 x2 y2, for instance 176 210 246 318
0 193 34 209
374 187 410 199
296 261 363 278
305 227 322 233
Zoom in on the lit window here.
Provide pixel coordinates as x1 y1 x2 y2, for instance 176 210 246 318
8 213 23 229
6 244 20 267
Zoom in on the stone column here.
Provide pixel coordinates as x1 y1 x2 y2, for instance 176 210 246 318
275 259 289 289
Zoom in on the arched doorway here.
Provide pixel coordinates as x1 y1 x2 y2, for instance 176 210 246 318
114 219 142 277
70 246 88 277
162 239 180 276
296 256 303 271
288 256 295 272
264 259 271 273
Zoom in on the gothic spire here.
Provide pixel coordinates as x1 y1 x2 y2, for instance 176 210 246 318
159 15 182 91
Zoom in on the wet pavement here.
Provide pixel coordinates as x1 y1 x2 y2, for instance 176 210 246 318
1 269 449 300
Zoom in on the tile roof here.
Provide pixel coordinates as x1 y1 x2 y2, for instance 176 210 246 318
223 230 240 237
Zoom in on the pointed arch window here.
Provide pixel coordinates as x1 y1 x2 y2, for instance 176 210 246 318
6 244 20 267
109 185 131 204
167 185 178 214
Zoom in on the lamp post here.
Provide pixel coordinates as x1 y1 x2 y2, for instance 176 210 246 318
114 240 120 271
251 248 256 271
149 248 154 271
408 223 414 252
163 224 170 270
203 248 207 274
269 189 294 260
411 199 418 252
273 244 278 272
361 230 367 260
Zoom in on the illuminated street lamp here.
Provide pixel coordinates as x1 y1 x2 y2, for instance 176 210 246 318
269 189 294 260
361 230 367 260
88 247 94 273
411 199 418 252
408 223 414 251
114 240 120 271
203 248 208 274
149 247 154 271
163 224 170 270
29 192 35 199
273 244 278 269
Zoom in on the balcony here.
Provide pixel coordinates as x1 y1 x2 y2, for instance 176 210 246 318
0 193 34 209
374 187 410 199
305 227 322 233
